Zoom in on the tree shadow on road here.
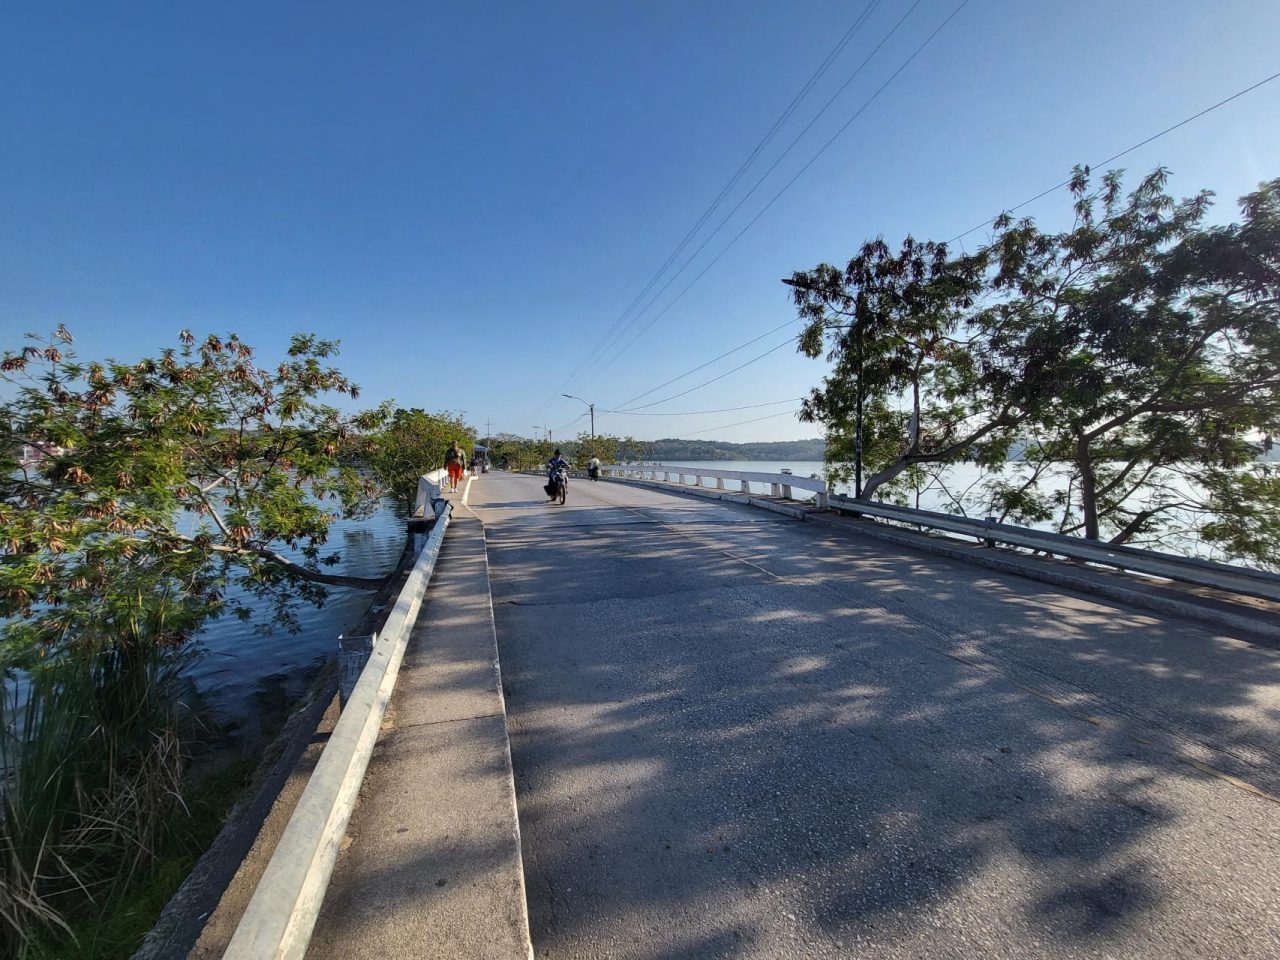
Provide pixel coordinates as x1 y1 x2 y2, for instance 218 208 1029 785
475 509 1280 959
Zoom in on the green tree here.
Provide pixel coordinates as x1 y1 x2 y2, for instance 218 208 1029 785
789 238 1032 500
0 329 384 662
572 432 649 464
367 407 474 510
989 168 1279 553
792 168 1280 565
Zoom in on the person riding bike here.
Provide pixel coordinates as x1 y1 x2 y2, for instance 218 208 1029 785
545 449 570 501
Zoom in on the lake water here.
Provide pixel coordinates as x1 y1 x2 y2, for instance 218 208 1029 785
188 499 408 743
654 459 1233 562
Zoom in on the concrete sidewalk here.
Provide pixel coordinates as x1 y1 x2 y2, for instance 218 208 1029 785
305 513 533 960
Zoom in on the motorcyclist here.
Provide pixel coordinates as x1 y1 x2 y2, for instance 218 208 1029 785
545 449 570 500
588 455 601 481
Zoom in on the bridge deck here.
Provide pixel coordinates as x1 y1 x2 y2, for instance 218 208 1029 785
471 471 1280 959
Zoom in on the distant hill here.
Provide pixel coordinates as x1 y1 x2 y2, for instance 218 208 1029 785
643 438 825 461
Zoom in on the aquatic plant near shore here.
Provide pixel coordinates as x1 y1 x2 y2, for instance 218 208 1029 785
0 602 190 958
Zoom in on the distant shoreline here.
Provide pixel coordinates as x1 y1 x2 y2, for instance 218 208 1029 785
642 438 825 461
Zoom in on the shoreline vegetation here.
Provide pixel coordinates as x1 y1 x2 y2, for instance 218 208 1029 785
641 438 825 461
0 331 468 958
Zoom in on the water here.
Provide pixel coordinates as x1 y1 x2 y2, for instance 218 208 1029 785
187 499 408 742
652 460 827 500
654 459 1234 562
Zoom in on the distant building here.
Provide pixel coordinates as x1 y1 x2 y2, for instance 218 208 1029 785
18 443 66 467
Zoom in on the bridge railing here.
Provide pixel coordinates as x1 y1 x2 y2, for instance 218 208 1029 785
413 468 449 517
602 463 828 508
599 465 1277 603
828 494 1280 604
223 480 453 959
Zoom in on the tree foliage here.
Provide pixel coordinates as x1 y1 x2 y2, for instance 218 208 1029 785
0 329 384 663
792 168 1280 564
366 407 474 509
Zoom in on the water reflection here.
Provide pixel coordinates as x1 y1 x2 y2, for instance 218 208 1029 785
188 499 407 742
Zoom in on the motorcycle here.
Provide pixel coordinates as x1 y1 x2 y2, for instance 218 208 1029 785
546 466 568 505
587 464 600 481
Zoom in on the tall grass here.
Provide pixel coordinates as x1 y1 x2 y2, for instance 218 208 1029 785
0 607 191 959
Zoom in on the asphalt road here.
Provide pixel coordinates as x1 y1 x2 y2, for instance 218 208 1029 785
470 472 1280 960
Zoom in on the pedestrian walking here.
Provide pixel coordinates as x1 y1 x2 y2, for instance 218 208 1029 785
444 440 467 493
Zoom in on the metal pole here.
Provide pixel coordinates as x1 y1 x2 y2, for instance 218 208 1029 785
562 394 595 440
855 318 863 500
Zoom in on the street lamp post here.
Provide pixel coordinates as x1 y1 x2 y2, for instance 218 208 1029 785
781 277 864 499
561 394 595 440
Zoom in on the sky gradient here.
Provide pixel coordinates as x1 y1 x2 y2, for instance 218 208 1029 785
2 1 1278 442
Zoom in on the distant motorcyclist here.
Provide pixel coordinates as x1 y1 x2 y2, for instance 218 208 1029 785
588 456 601 481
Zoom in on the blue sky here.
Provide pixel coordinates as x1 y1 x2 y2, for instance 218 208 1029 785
2 1 1277 442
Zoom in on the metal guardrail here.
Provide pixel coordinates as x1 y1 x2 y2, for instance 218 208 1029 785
597 466 1277 603
603 463 828 507
828 494 1280 604
223 482 453 960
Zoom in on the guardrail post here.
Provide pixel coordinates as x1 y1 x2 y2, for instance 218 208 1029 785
816 491 829 510
337 634 375 707
741 479 751 494
716 477 725 490
663 471 670 482
781 483 792 499
771 482 782 497
984 516 997 548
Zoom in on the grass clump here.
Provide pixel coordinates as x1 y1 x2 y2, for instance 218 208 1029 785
0 603 211 959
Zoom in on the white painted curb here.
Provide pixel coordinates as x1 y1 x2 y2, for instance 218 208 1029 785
223 502 453 960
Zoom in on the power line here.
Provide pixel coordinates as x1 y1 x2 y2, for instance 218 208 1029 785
587 0 927 381
947 68 1280 243
618 336 800 412
680 407 802 437
611 316 801 409
604 397 804 416
601 57 1277 427
587 0 970 383
551 412 589 435
563 0 887 385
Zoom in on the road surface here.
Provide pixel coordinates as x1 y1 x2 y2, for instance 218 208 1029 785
468 471 1280 959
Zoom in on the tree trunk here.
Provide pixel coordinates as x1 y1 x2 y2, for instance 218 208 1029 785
207 543 387 590
1076 433 1100 540
862 459 911 500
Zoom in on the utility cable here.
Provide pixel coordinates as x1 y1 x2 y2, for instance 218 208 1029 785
680 407 802 436
563 0 886 384
588 0 968 382
611 316 802 409
947 68 1280 243
618 336 800 412
603 397 805 416
601 53 1275 427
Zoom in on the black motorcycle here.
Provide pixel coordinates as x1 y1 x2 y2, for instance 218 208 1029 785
547 466 568 505
587 464 600 481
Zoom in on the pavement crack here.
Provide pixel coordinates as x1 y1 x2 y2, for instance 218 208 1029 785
391 710 505 732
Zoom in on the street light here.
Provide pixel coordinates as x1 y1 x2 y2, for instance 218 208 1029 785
782 277 865 499
561 394 595 439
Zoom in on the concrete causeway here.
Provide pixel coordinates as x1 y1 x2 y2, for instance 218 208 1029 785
461 471 1279 960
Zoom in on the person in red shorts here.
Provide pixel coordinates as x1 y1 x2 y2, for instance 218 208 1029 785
444 440 467 492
